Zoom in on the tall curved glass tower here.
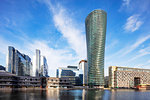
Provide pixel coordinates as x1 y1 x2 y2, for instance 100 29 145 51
85 9 107 87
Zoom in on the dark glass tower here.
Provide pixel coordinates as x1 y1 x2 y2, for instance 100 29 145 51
85 10 107 87
6 46 32 76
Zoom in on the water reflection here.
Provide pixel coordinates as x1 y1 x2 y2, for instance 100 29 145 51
86 89 104 100
46 89 59 100
110 89 150 100
46 89 104 100
0 89 150 100
0 89 47 100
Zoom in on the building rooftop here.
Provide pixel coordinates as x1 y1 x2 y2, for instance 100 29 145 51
0 70 16 76
85 9 107 22
58 67 79 71
110 66 150 71
79 60 87 64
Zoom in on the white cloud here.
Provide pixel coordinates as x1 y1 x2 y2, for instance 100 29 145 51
122 0 131 6
122 34 150 56
0 36 80 76
0 37 11 55
105 35 150 75
127 46 150 62
26 40 79 76
119 0 131 11
0 37 12 66
124 14 143 32
0 0 87 76
106 40 118 50
147 60 150 64
42 0 86 59
106 34 150 62
120 0 150 13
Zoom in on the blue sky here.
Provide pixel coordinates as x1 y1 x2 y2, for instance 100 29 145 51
0 0 150 76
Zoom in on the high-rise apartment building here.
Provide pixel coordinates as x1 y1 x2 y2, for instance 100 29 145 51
79 60 88 86
85 10 107 87
6 46 32 76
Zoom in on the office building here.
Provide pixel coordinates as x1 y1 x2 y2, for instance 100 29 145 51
56 66 78 78
56 68 76 78
22 54 32 76
109 66 150 88
56 66 83 86
79 60 88 86
36 49 40 76
0 65 6 71
85 10 107 87
33 49 48 77
40 56 48 77
6 46 32 76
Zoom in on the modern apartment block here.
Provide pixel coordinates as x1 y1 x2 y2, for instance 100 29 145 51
33 49 48 77
85 10 107 87
6 46 32 76
109 66 150 88
79 60 88 86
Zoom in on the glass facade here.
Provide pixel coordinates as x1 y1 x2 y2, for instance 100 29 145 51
40 56 48 77
56 67 78 78
36 49 40 76
56 66 83 85
7 46 15 73
85 10 107 86
23 54 32 76
33 50 48 77
0 65 6 71
6 46 32 76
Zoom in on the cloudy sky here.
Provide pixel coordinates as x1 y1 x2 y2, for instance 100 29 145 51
0 0 150 76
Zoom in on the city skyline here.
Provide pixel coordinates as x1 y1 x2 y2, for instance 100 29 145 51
5 46 48 77
0 0 150 77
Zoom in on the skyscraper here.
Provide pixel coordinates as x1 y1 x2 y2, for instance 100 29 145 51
85 10 107 87
33 49 48 77
6 46 32 76
40 56 48 77
36 49 40 76
6 46 15 73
